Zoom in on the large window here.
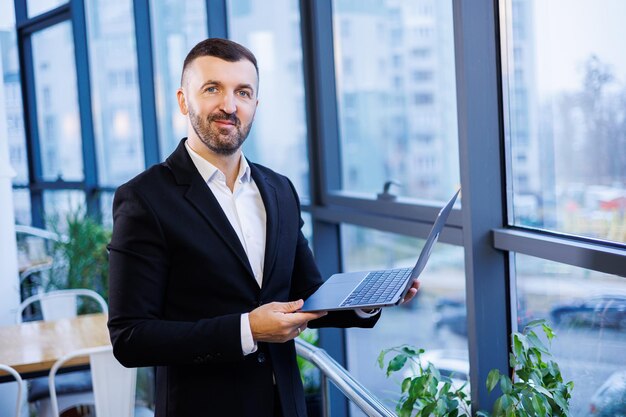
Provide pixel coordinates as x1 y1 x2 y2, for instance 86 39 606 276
150 0 207 158
503 0 626 244
343 226 466 416
332 0 459 203
32 22 83 182
85 0 144 187
515 254 626 415
227 0 311 201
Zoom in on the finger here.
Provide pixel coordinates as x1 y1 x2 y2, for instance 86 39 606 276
273 299 304 313
291 311 327 322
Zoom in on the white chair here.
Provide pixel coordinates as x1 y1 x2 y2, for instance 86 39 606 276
15 289 108 323
0 364 24 417
15 289 108 416
48 346 137 417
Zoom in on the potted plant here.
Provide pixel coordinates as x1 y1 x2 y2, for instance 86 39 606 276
379 320 573 416
298 329 322 417
47 207 111 309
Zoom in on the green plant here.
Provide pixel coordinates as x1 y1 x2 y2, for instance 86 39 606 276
478 320 574 417
379 321 573 417
378 346 471 417
297 328 321 394
48 208 112 305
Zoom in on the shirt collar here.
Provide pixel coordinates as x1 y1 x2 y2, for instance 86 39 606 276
185 140 252 184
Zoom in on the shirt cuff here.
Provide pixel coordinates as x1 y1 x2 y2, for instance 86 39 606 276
355 308 381 318
241 313 258 355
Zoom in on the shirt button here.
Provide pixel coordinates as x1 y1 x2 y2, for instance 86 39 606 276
257 353 266 363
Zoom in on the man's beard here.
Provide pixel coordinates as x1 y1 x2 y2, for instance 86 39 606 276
188 107 253 156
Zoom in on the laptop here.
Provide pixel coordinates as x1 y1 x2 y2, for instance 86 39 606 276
300 189 459 312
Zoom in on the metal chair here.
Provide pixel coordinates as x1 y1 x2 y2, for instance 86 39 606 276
15 289 108 417
15 289 108 324
48 346 137 417
0 364 24 417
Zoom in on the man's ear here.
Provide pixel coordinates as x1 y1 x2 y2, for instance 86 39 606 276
176 88 188 115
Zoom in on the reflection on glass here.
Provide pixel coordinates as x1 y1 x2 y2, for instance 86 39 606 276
227 0 310 201
13 189 32 226
27 0 66 17
150 0 207 159
32 22 84 182
85 0 144 186
43 190 85 232
332 0 459 202
342 225 466 416
515 253 626 416
503 0 626 243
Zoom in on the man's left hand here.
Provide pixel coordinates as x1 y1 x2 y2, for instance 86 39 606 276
400 279 421 304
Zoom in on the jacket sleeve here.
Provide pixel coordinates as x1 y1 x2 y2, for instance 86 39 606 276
107 184 244 367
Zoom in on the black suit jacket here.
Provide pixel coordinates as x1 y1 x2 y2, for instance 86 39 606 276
107 139 379 416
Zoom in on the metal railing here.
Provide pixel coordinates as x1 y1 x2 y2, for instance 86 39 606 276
295 338 396 417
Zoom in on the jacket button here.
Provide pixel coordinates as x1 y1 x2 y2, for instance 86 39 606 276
257 352 266 363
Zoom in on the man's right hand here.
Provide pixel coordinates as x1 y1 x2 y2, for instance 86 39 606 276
249 299 327 343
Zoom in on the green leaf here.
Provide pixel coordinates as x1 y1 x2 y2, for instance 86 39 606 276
401 377 412 393
500 375 513 394
387 353 408 377
533 384 553 399
486 369 500 391
377 350 387 369
542 322 555 342
526 331 549 354
402 346 418 356
523 318 546 331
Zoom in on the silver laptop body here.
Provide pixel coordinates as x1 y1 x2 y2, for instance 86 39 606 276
300 189 459 312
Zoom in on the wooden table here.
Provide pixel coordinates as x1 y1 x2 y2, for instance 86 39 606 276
0 313 110 381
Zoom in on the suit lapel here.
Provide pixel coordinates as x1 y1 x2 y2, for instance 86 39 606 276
166 140 255 280
250 163 280 288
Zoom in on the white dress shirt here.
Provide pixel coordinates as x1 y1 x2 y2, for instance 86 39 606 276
185 141 263 354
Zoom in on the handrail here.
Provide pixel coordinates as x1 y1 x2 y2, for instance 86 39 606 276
295 338 396 417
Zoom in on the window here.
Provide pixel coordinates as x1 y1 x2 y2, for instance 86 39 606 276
514 253 626 414
85 0 144 187
27 0 66 17
150 0 207 159
343 225 466 417
227 0 310 201
332 0 459 202
503 0 626 244
32 21 84 182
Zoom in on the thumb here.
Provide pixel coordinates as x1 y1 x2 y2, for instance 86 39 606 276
277 299 304 313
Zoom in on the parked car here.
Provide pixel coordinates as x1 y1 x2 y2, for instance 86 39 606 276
550 295 626 329
589 370 626 416
434 297 534 337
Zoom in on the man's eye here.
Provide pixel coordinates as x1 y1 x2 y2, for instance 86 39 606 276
205 86 217 93
237 90 251 98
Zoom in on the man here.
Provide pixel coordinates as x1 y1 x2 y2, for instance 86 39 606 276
107 38 419 417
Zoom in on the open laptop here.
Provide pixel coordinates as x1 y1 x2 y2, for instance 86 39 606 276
301 189 459 312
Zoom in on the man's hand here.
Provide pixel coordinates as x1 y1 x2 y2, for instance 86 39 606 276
249 299 327 343
400 279 421 304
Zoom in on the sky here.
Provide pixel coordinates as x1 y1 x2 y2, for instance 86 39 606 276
532 0 626 96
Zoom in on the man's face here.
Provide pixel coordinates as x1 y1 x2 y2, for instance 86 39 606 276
179 56 258 156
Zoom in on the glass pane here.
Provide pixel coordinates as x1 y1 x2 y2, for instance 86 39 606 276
27 0 66 18
32 22 84 182
100 191 114 230
150 0 207 159
342 225 467 416
85 0 144 186
43 190 85 233
503 0 626 243
1 0 29 185
13 189 32 226
227 0 311 201
515 253 626 416
332 0 459 203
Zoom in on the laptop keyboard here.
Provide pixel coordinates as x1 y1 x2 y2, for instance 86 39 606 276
339 268 412 307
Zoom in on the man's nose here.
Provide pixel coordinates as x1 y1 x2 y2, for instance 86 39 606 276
220 93 237 114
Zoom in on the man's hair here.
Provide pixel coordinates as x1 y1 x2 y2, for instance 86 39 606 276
180 38 258 87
